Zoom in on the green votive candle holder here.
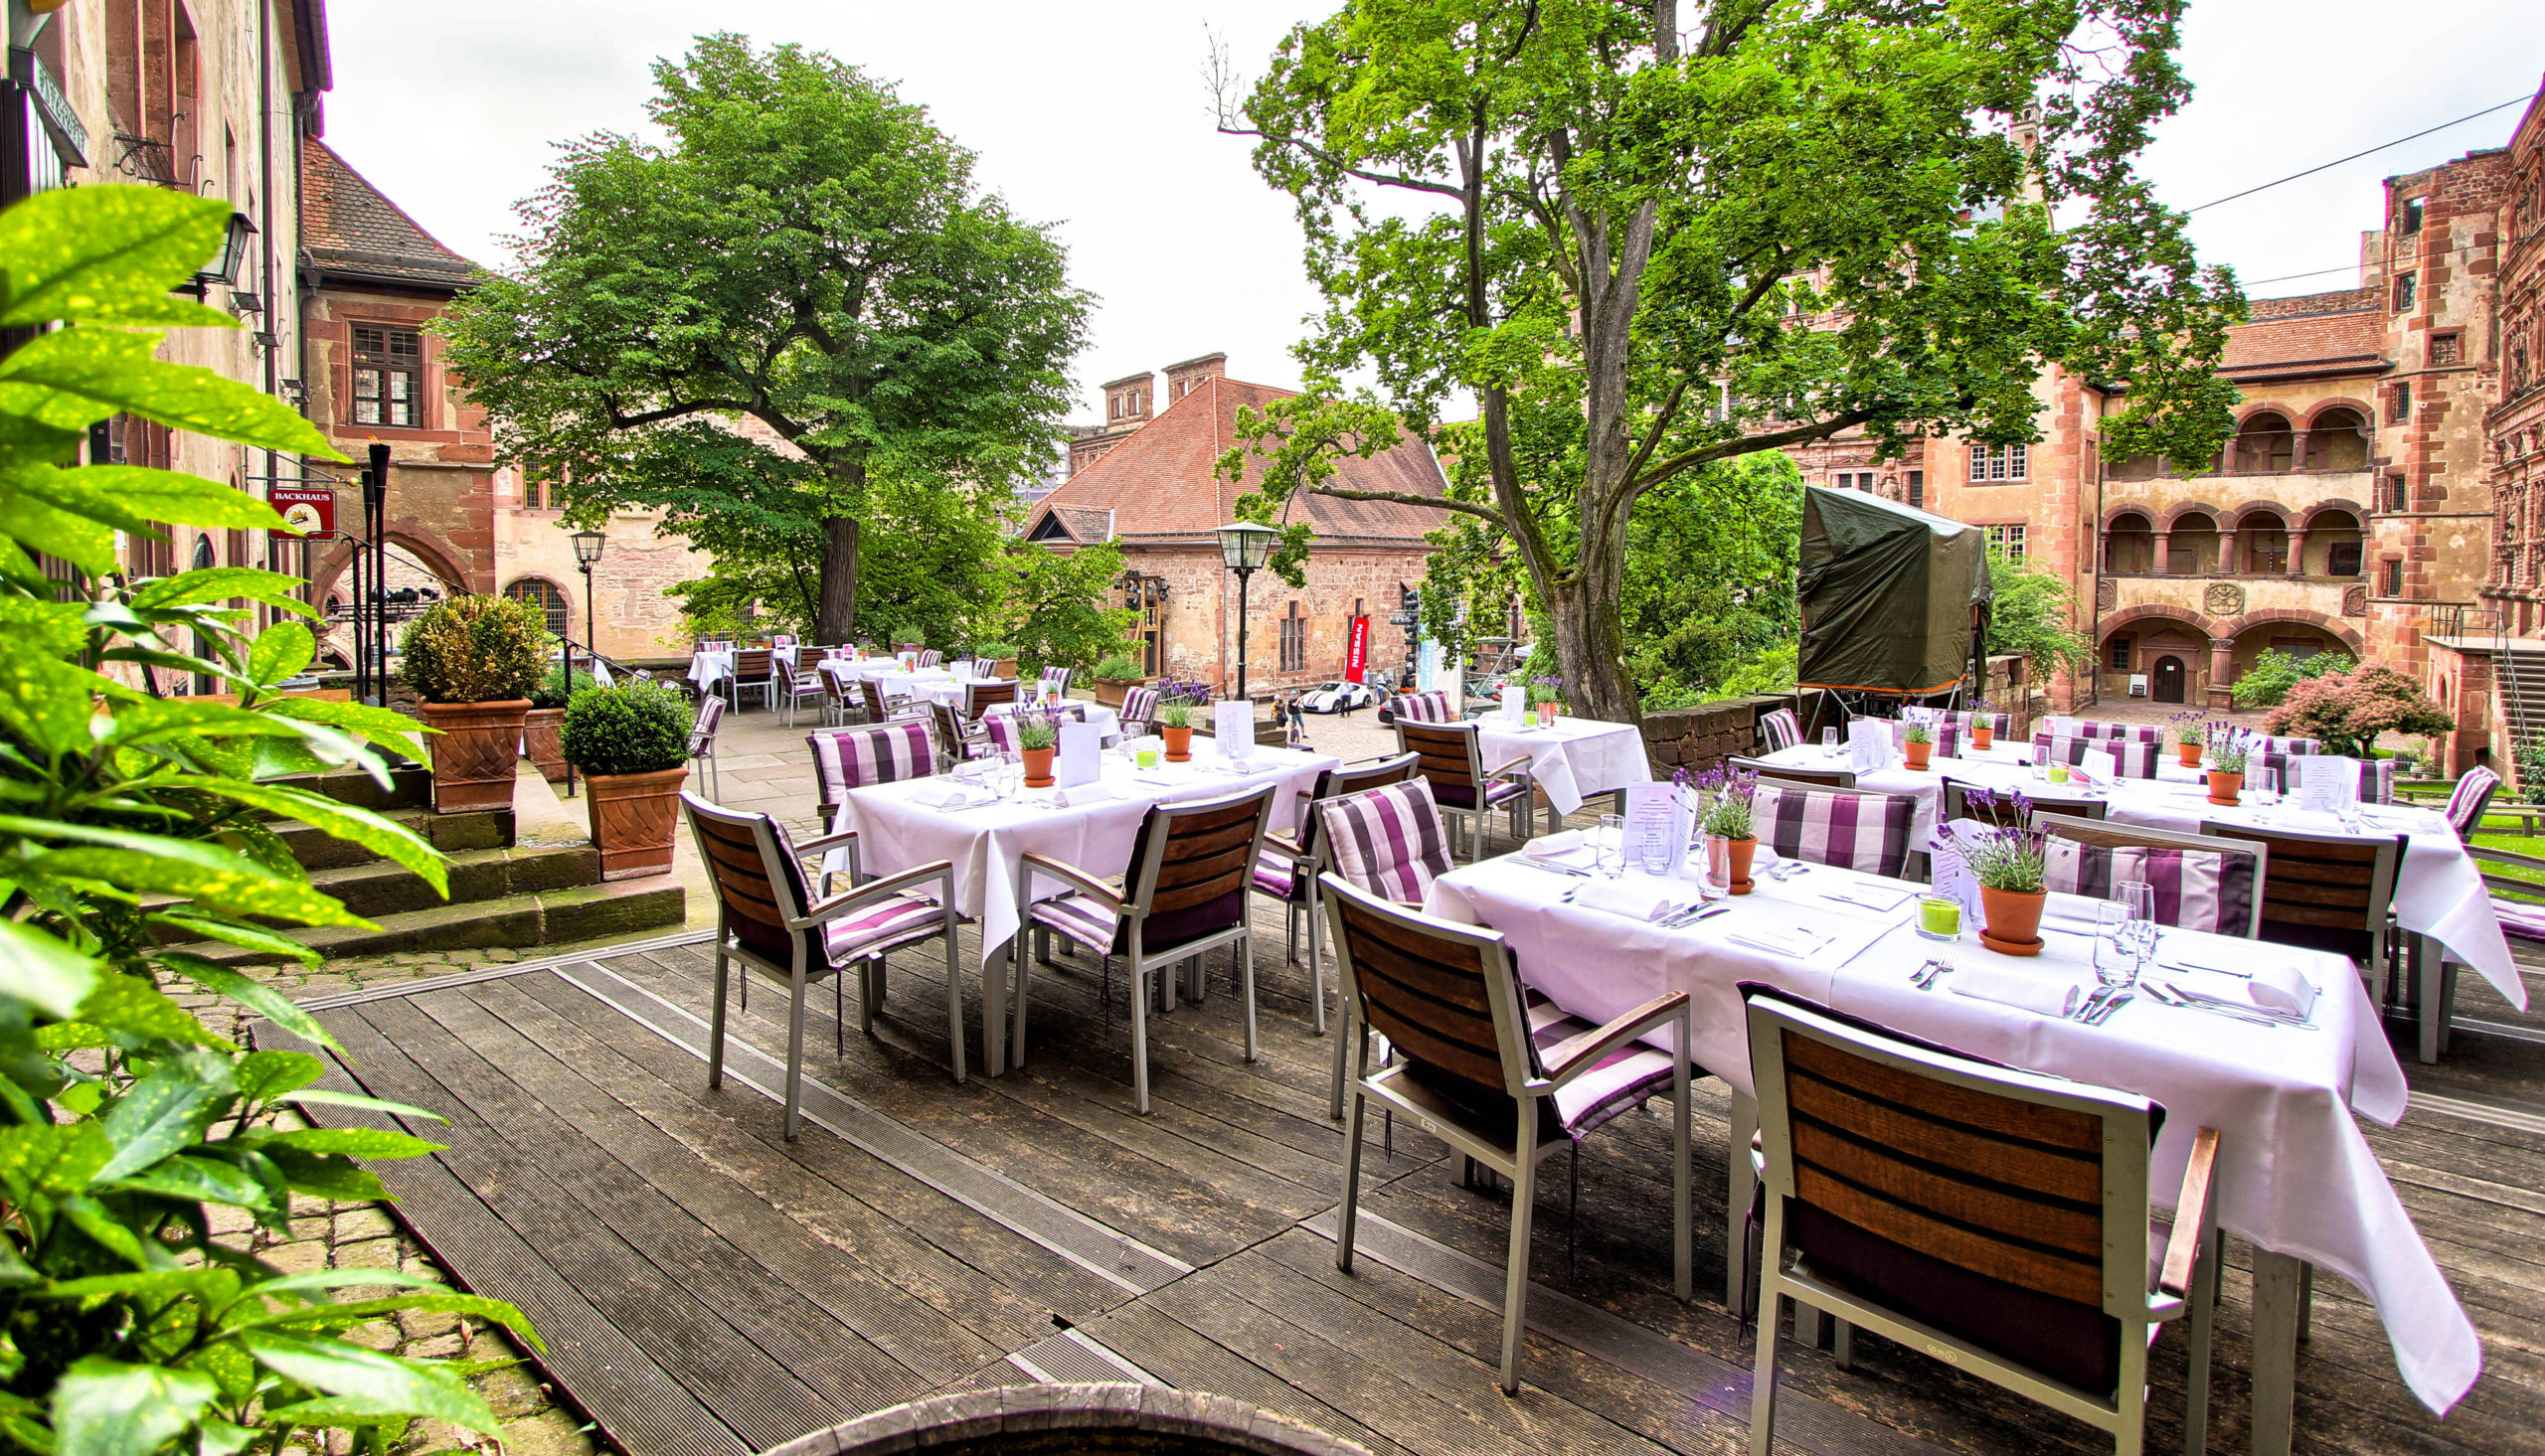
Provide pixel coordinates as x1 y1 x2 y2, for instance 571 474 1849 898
2047 763 2071 784
1136 747 1161 769
1916 896 1960 940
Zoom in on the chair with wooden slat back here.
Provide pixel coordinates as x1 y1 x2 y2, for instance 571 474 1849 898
806 719 939 890
816 660 855 725
1728 753 1856 790
2031 814 2266 940
1250 752 1423 1038
1393 718 1541 861
680 793 965 1137
795 645 826 672
772 654 830 728
2197 818 2399 972
857 673 909 728
727 647 774 714
962 678 1019 719
1744 988 2221 1456
1013 784 1279 1112
1941 778 2109 828
685 694 725 800
1323 876 1694 1392
925 700 983 767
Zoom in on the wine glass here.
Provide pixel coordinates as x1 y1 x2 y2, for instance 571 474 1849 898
2117 880 2157 972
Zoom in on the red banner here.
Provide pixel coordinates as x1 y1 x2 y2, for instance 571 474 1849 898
1344 614 1370 683
270 486 336 539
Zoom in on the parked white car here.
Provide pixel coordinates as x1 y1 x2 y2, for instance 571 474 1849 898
1297 680 1379 714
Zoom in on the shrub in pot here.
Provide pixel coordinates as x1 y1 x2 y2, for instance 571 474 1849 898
562 679 694 878
524 658 597 784
1090 651 1143 708
400 594 548 812
973 639 1021 680
1158 701 1196 761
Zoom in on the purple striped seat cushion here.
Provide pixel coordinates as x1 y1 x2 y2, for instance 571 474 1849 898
1395 690 1453 723
823 893 948 959
1522 989 1678 1138
1253 848 1300 899
2493 897 2545 942
1759 709 1803 753
2253 735 2319 755
1029 892 1120 956
2030 733 2158 778
1749 785 1915 879
1432 776 1532 811
1029 886 1249 958
809 721 935 800
2449 767 2500 833
2042 840 2256 936
2078 722 2162 744
1955 712 2011 737
1319 780 1454 906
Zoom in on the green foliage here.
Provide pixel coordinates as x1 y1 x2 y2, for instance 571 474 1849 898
529 659 598 711
1014 714 1061 751
1216 0 2241 721
0 184 533 1456
1157 702 1194 730
2264 662 2454 759
1092 654 1142 682
1002 540 1137 677
396 595 547 706
1715 642 1799 702
559 681 692 777
441 33 1092 642
2230 648 2351 711
2515 738 2545 807
1985 549 2094 683
969 641 1018 661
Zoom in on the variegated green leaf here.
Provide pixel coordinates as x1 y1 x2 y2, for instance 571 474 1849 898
49 1357 220 1456
0 185 235 327
159 957 345 1054
130 567 316 615
246 621 316 688
0 327 339 456
192 781 444 892
0 920 102 1020
239 1333 499 1435
12 462 289 538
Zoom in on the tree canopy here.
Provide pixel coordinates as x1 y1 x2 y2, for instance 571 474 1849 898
1215 0 2244 724
442 33 1092 643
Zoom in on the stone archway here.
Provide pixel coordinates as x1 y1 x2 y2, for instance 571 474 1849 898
2097 607 2219 705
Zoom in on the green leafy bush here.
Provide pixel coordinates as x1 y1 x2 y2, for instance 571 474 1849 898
0 184 537 1456
398 595 547 704
1092 654 1142 681
2230 648 2350 711
560 680 692 775
529 658 598 710
2264 661 2453 758
970 640 1018 660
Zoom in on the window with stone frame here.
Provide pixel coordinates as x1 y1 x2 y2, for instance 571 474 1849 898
1906 470 1924 509
1277 600 1306 673
2429 332 2461 368
2384 559 2405 596
350 327 424 427
2108 636 2131 672
2393 272 2417 311
2325 540 2364 577
1984 523 2026 559
1967 444 2027 481
2388 382 2412 425
504 578 570 638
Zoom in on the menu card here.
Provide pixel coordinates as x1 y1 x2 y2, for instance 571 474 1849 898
1847 718 1892 773
1618 783 1689 877
1214 700 1256 759
1055 722 1102 788
2299 754 2361 813
2080 748 2119 785
1502 684 1526 723
1929 819 1985 922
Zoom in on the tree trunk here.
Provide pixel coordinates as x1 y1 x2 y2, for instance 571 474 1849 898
817 515 859 644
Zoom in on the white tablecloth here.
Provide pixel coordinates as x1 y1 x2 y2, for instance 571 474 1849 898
688 649 734 690
1475 715 1651 816
985 701 1123 743
1424 857 2477 1415
1754 743 2525 1010
840 742 1341 957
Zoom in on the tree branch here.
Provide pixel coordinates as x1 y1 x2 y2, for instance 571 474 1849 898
1306 482 1508 527
1623 378 1690 483
1216 125 1469 201
1630 409 1878 492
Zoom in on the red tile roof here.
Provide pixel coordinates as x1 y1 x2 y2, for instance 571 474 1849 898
2220 296 2387 376
299 140 476 291
1026 375 1450 546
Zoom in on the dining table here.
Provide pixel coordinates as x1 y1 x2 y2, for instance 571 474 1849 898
1424 843 2480 1450
837 739 1344 1073
687 648 735 692
1473 712 1652 817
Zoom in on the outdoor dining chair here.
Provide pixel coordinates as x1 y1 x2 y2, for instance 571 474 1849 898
1940 777 2108 826
1742 987 2219 1456
807 719 940 891
1119 685 1161 738
816 661 856 725
1757 706 1804 752
1250 752 1422 1034
1727 753 1857 791
2032 732 2160 779
2248 734 2321 755
1311 777 1458 1120
685 694 725 801
916 648 943 669
857 674 909 727
1323 875 1693 1393
726 647 773 714
1040 665 1074 699
2033 814 2267 938
681 793 966 1137
1953 710 2013 738
794 645 826 672
1394 719 1542 862
773 656 831 728
1014 784 1279 1113
2448 764 2501 838
2250 750 2396 804
2075 721 2163 744
1749 783 1919 880
926 701 982 766
2201 818 2415 1044
1390 689 1454 724
978 703 1090 756
962 679 1019 719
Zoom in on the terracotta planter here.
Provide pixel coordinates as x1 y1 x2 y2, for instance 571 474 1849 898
1728 836 1757 894
1092 677 1138 710
1162 725 1194 761
523 707 569 784
2208 769 2243 806
1978 886 2046 956
987 658 1019 680
1904 740 1932 770
584 765 689 880
417 699 529 814
1022 745 1056 788
2178 741 2203 767
1972 727 1992 751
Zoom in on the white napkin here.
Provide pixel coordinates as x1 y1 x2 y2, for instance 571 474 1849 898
1527 830 1586 857
907 780 984 809
1950 966 2083 1018
1572 879 1682 922
1817 883 1914 913
1726 923 1827 957
2249 962 2317 1019
2041 899 2108 937
1051 781 1115 807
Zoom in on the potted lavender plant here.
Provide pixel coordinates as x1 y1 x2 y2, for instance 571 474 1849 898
1679 764 1761 892
1016 710 1061 787
1528 674 1565 727
1903 721 1935 771
1937 793 2048 955
2206 729 2248 806
2169 711 2207 767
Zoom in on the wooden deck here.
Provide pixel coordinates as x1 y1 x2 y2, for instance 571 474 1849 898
271 904 2545 1456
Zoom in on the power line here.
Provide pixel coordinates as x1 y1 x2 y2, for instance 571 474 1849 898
2185 94 2532 213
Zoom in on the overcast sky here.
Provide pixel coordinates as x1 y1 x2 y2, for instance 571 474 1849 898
323 2 2543 420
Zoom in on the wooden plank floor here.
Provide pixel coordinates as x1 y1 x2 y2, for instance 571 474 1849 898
275 894 2545 1456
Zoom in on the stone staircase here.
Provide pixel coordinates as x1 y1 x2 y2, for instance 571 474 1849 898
179 763 687 965
2495 644 2545 761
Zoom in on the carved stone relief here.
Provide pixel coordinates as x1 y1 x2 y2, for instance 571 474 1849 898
2343 585 2369 618
2203 582 2246 617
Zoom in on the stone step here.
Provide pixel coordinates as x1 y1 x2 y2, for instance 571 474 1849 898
301 842 599 920
270 806 524 869
173 879 687 966
264 763 433 814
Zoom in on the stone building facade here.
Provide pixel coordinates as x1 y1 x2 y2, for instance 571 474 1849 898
1024 355 1449 698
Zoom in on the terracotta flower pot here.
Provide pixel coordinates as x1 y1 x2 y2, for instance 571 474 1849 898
1092 677 1137 710
584 765 689 880
417 699 530 814
523 707 569 784
1978 885 2047 956
1162 725 1194 761
2208 769 2243 806
2178 741 2203 767
1905 740 1932 770
1728 836 1758 894
1022 745 1056 788
1972 727 1992 751
989 658 1019 680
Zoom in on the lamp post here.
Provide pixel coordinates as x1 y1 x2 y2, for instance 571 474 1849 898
568 530 604 796
1215 522 1277 703
361 444 389 704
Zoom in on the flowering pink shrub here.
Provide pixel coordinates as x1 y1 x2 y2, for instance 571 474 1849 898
2264 662 2451 758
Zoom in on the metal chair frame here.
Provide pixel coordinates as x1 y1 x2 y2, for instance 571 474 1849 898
724 647 775 715
1253 752 1423 1037
1394 719 1543 862
774 655 831 728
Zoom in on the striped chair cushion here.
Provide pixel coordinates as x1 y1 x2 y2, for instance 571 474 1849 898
822 893 947 959
1027 892 1120 956
2493 895 2545 942
1954 711 2011 737
1433 776 1533 811
2251 735 2320 755
979 705 1088 755
1253 848 1300 899
917 649 942 668
1318 780 1455 906
1758 708 1803 753
1041 667 1074 696
1121 687 1160 726
2042 840 2257 937
2448 766 2500 835
1522 989 1678 1138
1749 785 1916 879
808 721 936 802
687 695 725 755
1393 690 1454 724
2030 733 2158 778
1885 722 1960 759
2076 722 2162 744
2366 757 2397 805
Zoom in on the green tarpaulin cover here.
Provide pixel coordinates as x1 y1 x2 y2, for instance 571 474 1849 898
1796 486 1992 696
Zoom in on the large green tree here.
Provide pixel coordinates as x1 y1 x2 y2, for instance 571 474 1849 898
1216 0 2244 724
443 33 1091 643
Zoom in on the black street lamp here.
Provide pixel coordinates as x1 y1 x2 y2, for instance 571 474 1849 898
361 443 389 704
1215 522 1277 702
568 529 604 796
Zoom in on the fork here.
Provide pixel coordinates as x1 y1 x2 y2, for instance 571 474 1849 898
2073 985 2117 1023
2087 992 2132 1026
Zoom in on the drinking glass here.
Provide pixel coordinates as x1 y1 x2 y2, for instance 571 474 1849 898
1820 728 1839 756
1598 813 1626 878
2117 880 2157 971
1638 837 1671 878
2092 900 2135 989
